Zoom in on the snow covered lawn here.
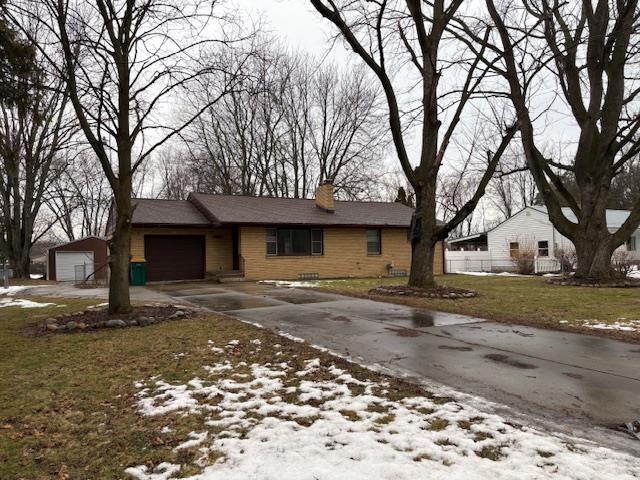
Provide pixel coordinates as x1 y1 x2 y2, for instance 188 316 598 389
126 338 640 480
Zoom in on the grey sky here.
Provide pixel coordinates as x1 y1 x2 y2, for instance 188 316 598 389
245 0 334 54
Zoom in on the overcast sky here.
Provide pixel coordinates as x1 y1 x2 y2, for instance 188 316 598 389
244 0 336 55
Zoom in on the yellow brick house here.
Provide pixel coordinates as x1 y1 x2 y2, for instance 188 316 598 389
125 182 444 282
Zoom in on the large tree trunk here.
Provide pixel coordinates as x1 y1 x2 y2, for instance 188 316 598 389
573 228 615 280
408 235 437 289
408 184 438 289
11 252 31 279
108 195 132 314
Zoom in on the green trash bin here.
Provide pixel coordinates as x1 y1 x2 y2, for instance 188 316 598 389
130 259 147 286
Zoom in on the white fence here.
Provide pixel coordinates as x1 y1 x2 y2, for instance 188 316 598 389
444 250 561 274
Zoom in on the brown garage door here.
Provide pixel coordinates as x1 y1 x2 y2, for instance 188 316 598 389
144 235 205 281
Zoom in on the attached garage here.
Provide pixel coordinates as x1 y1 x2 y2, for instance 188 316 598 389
144 235 205 281
47 236 108 282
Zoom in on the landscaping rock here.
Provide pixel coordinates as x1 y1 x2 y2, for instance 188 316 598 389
105 319 127 328
138 317 150 326
46 323 58 331
66 321 79 331
127 320 138 327
368 284 478 300
45 318 58 325
78 322 87 330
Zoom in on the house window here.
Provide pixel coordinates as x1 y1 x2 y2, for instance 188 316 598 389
266 228 323 256
537 240 549 257
311 229 323 255
367 229 381 255
627 236 637 251
266 228 277 255
509 242 519 256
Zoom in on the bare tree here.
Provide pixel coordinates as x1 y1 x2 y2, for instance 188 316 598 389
7 0 252 312
310 0 516 287
46 155 112 240
155 148 194 200
184 45 389 200
485 0 640 280
0 49 70 277
490 145 538 220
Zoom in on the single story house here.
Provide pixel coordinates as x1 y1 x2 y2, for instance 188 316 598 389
121 182 444 282
47 236 108 282
487 206 639 262
444 206 639 273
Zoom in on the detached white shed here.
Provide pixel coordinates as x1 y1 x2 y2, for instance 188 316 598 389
47 236 108 282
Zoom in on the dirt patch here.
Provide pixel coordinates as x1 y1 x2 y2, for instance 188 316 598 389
562 372 584 379
74 282 107 289
384 326 422 337
40 304 201 334
438 345 473 352
484 353 538 369
368 285 477 300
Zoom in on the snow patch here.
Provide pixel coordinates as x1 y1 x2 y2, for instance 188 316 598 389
125 462 181 480
454 271 529 277
581 319 640 332
0 298 54 308
278 332 305 343
127 357 640 480
258 280 319 288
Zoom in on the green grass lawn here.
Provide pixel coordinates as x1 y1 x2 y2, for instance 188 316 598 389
3 295 635 480
315 274 640 343
0 295 447 479
0 297 281 478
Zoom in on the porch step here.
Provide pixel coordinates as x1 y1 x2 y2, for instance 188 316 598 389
209 270 245 283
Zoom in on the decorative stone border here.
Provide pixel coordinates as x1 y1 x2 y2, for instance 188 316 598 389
43 304 197 333
368 285 478 299
545 277 640 288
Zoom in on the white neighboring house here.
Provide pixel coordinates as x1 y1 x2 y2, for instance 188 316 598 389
487 206 639 268
445 206 639 273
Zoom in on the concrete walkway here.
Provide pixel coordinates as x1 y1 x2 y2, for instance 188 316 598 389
154 281 640 439
20 284 173 303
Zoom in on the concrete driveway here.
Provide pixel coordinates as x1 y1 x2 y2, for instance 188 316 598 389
154 281 640 445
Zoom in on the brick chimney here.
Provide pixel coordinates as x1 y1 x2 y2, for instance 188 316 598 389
315 180 335 212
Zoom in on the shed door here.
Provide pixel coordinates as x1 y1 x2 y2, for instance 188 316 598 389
55 251 95 281
144 235 205 281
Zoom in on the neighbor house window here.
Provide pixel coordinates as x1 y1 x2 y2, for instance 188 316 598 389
509 242 519 256
367 229 381 255
538 240 549 257
627 236 637 251
266 228 323 256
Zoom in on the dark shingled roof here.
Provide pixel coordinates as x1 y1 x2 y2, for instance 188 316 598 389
132 198 210 226
188 193 414 227
131 194 416 228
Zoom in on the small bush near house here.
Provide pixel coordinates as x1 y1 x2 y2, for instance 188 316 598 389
612 250 635 277
555 247 577 273
510 242 536 274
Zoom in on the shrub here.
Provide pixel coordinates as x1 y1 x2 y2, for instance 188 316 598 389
555 247 577 273
510 241 536 274
612 250 635 277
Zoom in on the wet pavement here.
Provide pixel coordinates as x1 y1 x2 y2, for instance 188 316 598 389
155 281 640 449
